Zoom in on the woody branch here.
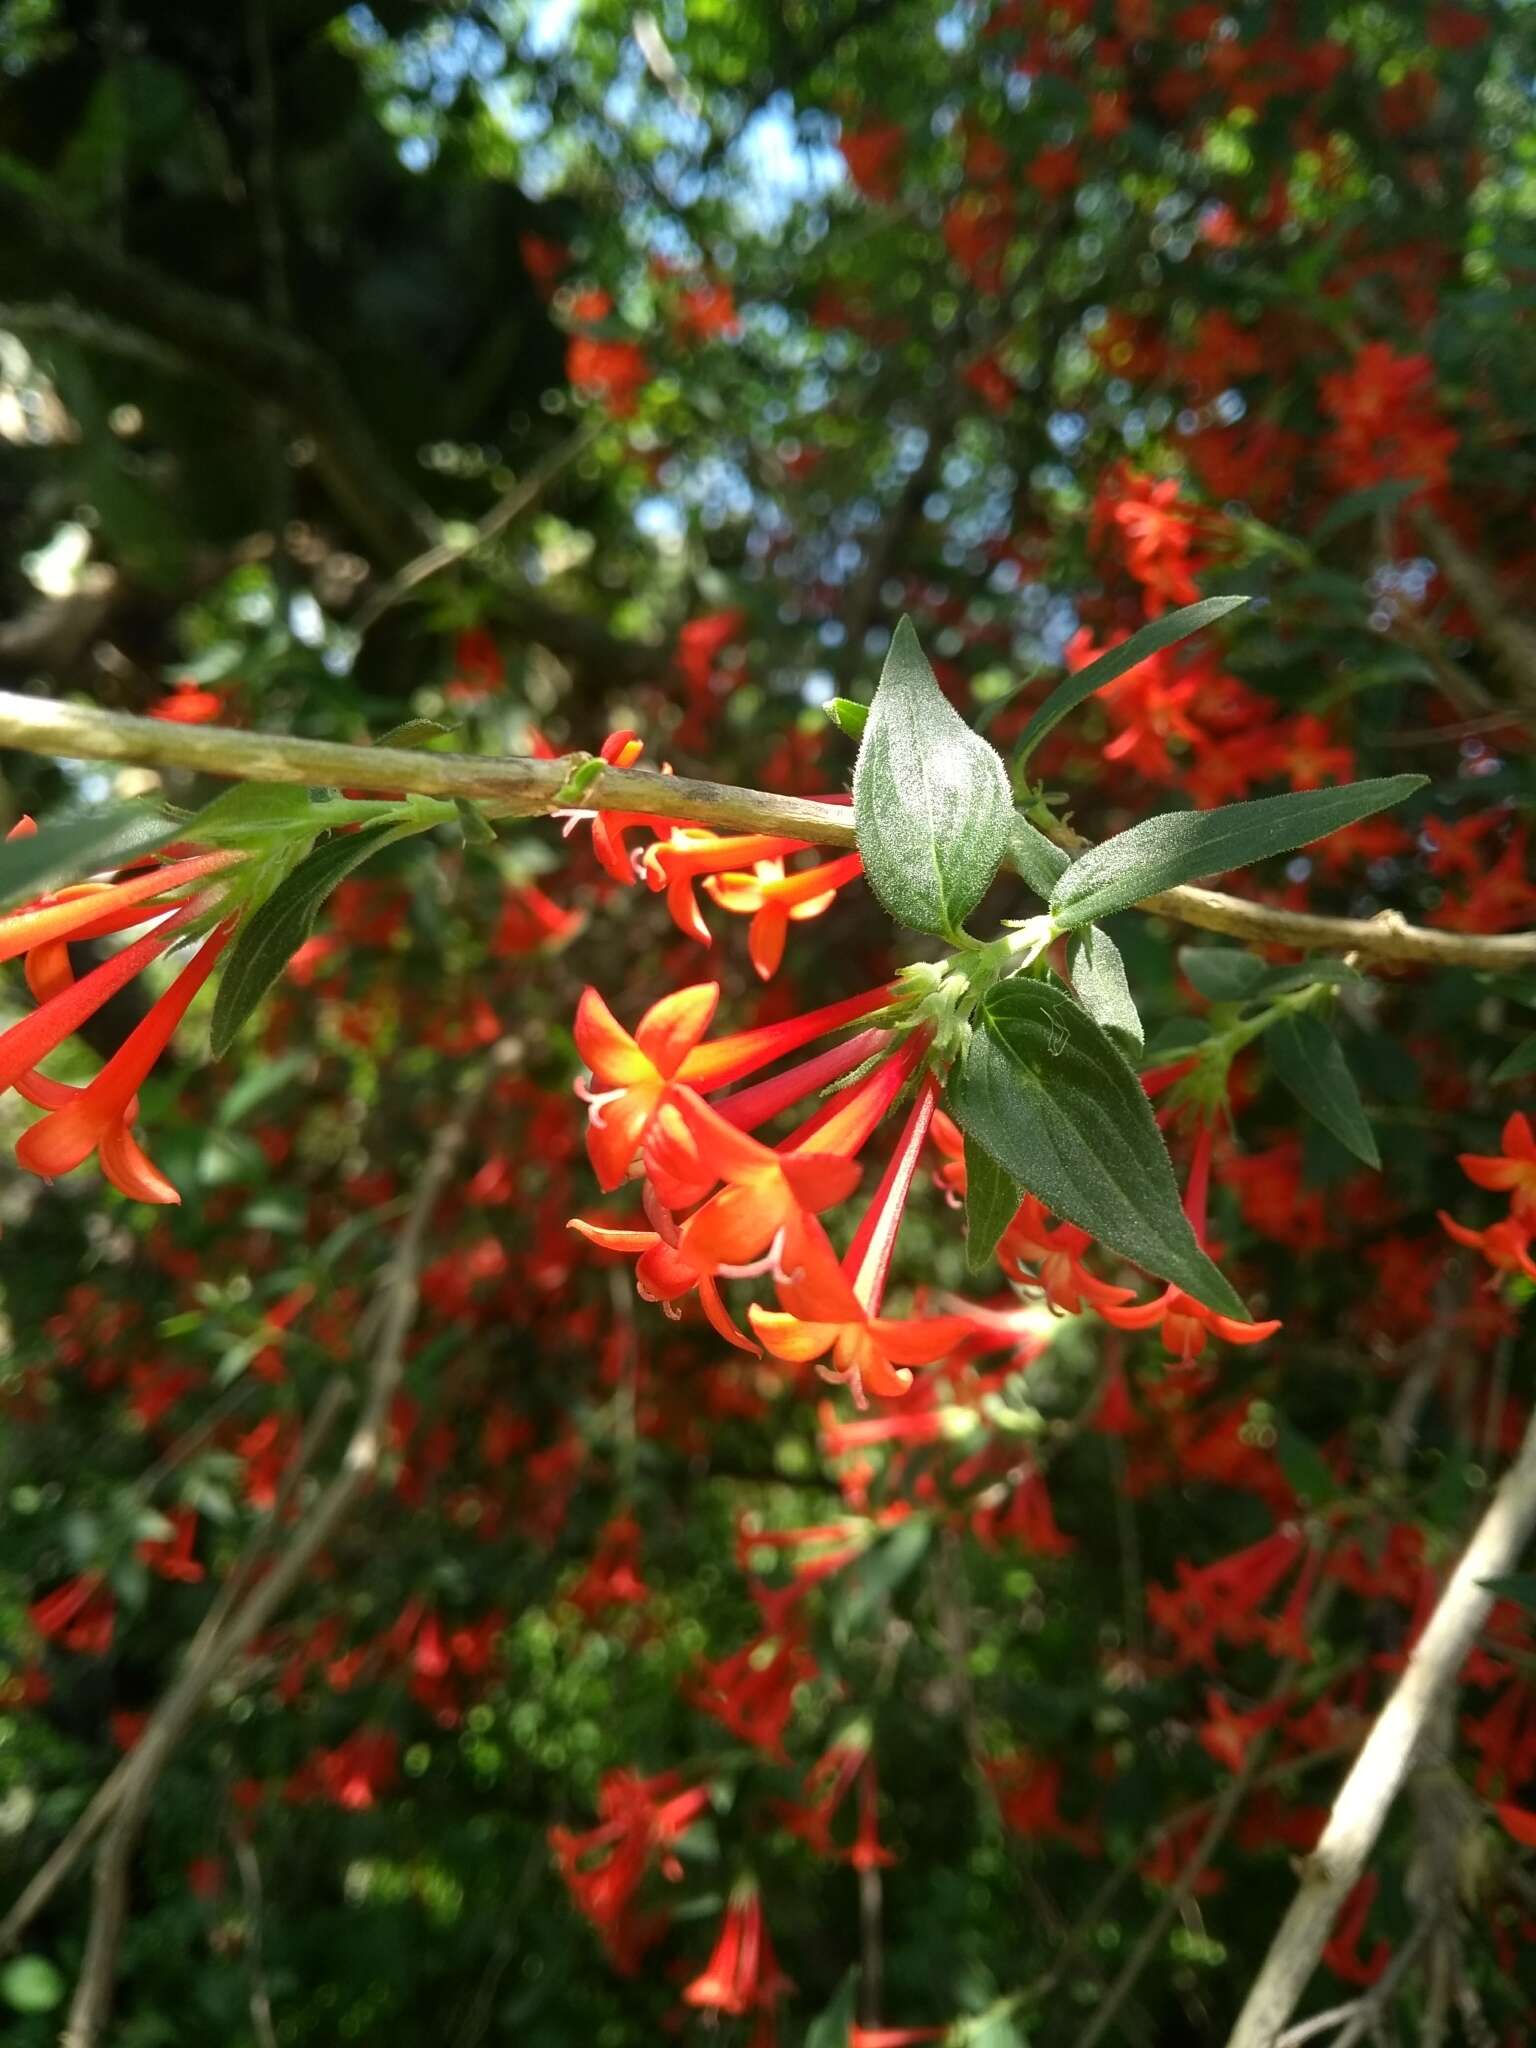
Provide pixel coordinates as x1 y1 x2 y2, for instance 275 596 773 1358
1226 1401 1536 2048
2 689 1533 972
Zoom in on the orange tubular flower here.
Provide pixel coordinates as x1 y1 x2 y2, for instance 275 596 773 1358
751 1077 971 1404
703 850 866 980
555 729 667 884
14 920 235 1202
641 828 810 946
573 980 897 1192
1 829 246 1202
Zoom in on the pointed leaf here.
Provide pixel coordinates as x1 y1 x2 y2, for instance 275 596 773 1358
454 797 497 847
1268 1011 1380 1168
823 696 869 740
947 980 1246 1315
375 717 459 750
804 1972 859 2048
1050 777 1427 929
209 822 410 1057
183 784 320 844
1067 926 1142 1054
0 806 178 909
1007 813 1071 897
1013 596 1249 765
964 1129 1022 1274
1179 946 1269 1003
853 616 1013 936
1492 1034 1536 1085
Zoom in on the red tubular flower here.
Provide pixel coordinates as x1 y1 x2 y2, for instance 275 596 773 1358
551 1768 709 1972
14 920 234 1202
28 1571 116 1655
554 730 663 884
572 980 896 1191
703 849 867 979
137 1507 205 1584
641 828 811 946
1 837 245 1202
681 1878 793 2017
1100 1128 1279 1361
984 1752 1096 1853
687 1632 817 1762
1148 1527 1308 1669
750 1078 971 1405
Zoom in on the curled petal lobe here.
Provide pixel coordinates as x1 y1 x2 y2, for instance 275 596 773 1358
633 982 721 1075
573 987 652 1086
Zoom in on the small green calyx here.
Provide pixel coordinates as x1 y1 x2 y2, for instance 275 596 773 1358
892 923 1056 1071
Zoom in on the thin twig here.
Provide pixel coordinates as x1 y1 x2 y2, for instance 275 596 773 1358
1225 1402 1536 2048
1 690 1532 971
1075 1579 1339 2048
1 1060 502 1976
229 1827 280 2048
350 421 603 637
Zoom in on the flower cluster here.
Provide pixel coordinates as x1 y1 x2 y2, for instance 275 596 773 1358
0 819 243 1203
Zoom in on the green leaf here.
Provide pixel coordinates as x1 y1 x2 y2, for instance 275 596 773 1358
1272 1418 1338 1507
1492 1034 1536 1085
2 1956 65 2014
804 1971 859 2048
947 980 1246 1315
964 1129 1022 1275
822 696 869 740
1179 946 1269 1003
182 783 319 844
1309 481 1416 547
853 616 1013 937
0 806 179 909
833 1518 932 1646
1050 777 1427 929
209 823 409 1058
1268 1012 1380 1168
454 797 497 847
1476 1573 1536 1611
553 754 602 806
1067 926 1142 1053
1013 596 1249 765
375 717 459 750
1007 814 1071 897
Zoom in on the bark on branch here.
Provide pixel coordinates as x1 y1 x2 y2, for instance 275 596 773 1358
1225 1403 1536 2048
2 688 1532 971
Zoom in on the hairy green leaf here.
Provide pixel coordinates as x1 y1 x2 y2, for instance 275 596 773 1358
947 980 1245 1314
0 806 178 910
209 823 409 1057
183 784 319 844
964 1129 1022 1275
1067 925 1142 1054
822 696 869 740
1050 777 1427 929
853 616 1012 936
1007 814 1071 897
1178 946 1270 1003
